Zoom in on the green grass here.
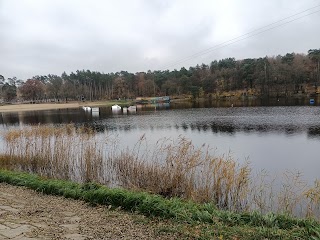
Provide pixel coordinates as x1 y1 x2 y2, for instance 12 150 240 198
81 99 135 107
105 99 135 106
0 169 319 239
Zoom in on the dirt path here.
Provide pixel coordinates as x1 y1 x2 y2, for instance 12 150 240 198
0 183 180 240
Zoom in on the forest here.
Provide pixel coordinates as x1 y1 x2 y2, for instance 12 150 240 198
0 49 319 102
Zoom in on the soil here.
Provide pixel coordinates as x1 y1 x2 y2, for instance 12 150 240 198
0 183 182 239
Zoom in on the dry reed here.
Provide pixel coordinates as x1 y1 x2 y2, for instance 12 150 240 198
1 125 117 184
116 136 252 211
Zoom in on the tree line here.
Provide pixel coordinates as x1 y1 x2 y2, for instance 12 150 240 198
1 49 319 102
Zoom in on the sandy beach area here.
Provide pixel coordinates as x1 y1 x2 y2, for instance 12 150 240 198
0 101 107 113
0 103 80 113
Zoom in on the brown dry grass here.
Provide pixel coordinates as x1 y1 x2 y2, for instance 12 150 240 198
115 136 250 211
1 125 117 184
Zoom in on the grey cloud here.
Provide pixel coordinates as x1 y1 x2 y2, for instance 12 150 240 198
0 0 319 79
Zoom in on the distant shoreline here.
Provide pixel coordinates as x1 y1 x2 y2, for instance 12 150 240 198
0 101 137 113
0 95 318 113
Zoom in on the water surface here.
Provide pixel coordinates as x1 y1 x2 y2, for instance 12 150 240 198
1 100 319 183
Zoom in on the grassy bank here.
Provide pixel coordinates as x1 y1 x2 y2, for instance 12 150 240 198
80 99 135 109
0 169 319 239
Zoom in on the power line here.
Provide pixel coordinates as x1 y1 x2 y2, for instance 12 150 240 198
161 5 320 69
160 4 320 70
176 9 320 66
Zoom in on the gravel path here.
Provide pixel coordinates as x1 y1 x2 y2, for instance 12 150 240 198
0 183 181 240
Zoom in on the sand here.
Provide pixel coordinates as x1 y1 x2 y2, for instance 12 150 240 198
0 101 107 113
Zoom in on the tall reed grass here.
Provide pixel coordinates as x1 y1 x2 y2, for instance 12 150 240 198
115 136 250 211
0 125 319 219
1 125 117 184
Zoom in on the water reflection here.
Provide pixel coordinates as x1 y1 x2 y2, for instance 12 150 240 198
172 96 320 108
308 127 320 139
1 104 320 139
0 109 85 125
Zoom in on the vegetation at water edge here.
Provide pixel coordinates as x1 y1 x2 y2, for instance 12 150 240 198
0 169 319 239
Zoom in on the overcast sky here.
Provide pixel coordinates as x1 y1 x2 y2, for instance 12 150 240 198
1 0 320 80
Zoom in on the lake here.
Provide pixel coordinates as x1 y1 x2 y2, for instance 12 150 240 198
1 99 319 183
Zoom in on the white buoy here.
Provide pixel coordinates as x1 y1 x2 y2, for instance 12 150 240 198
111 105 121 110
